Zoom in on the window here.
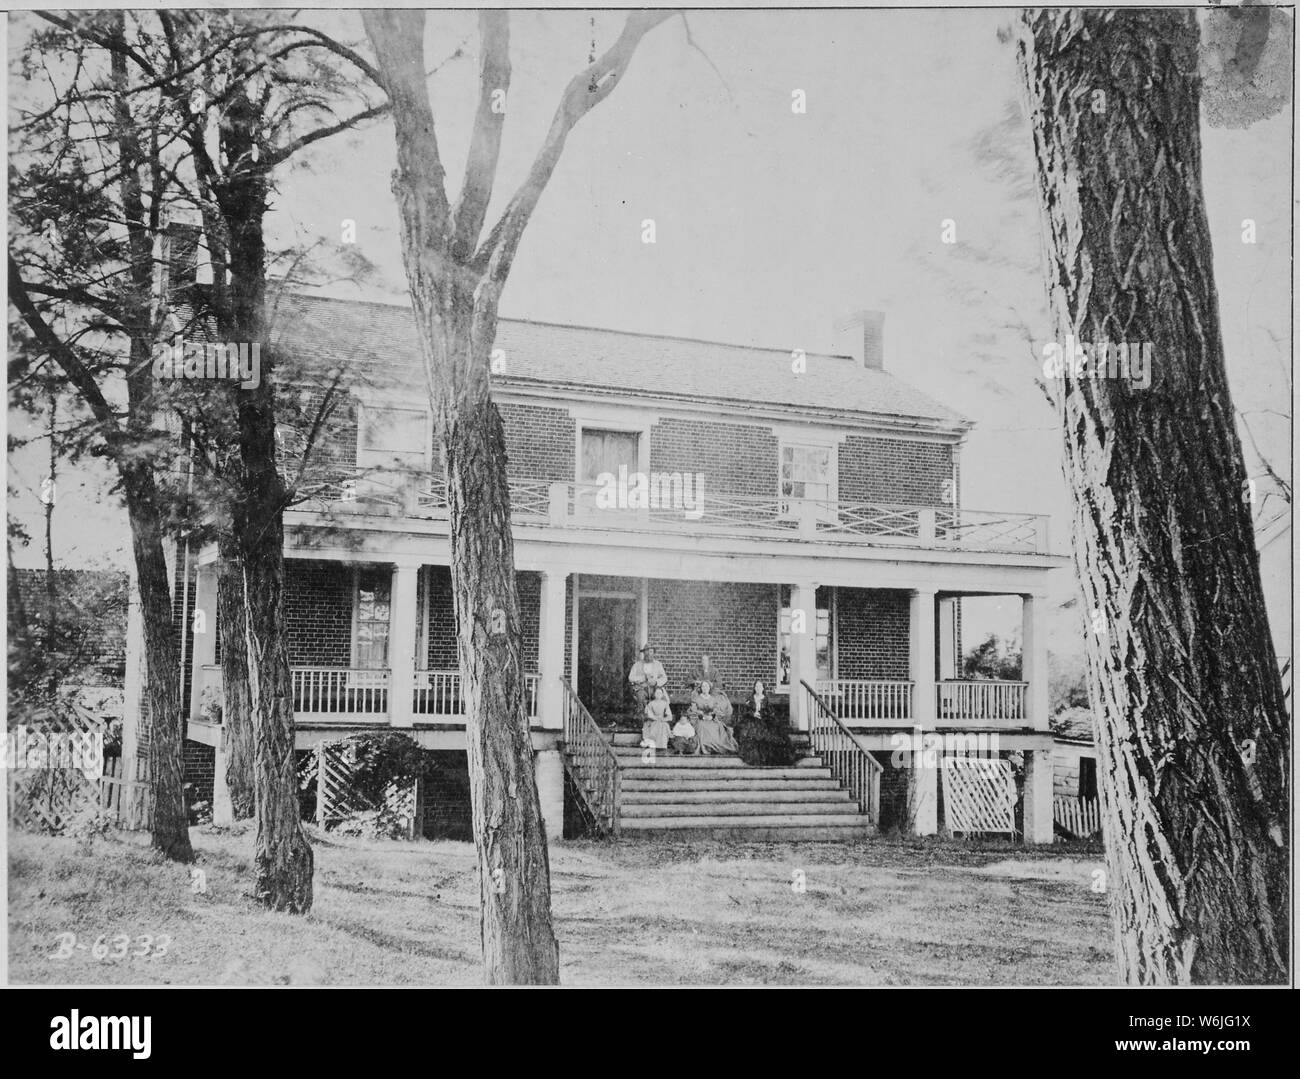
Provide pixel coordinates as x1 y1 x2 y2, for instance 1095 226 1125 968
777 585 834 690
358 405 429 472
352 567 392 671
1078 756 1098 801
578 427 641 511
779 442 833 515
580 428 640 482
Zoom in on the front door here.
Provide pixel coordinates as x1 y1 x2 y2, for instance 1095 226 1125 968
577 596 639 718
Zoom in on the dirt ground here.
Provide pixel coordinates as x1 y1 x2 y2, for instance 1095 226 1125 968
7 826 1115 986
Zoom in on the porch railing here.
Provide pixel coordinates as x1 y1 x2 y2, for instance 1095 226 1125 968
308 472 1052 554
560 679 620 837
936 680 1028 723
292 666 390 716
800 680 882 825
413 669 539 719
815 679 912 723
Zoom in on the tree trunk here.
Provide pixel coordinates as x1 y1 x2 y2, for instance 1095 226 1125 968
443 345 560 983
217 538 255 819
236 464 312 911
1017 8 1289 984
120 454 193 862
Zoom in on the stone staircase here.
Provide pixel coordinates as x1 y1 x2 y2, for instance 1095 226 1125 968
606 733 875 840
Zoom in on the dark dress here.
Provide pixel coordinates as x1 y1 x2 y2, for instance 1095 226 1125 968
736 694 797 767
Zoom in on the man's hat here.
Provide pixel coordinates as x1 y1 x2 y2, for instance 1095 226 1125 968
640 643 653 654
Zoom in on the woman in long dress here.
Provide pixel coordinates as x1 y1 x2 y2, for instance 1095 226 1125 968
641 685 672 750
693 681 738 755
736 680 796 766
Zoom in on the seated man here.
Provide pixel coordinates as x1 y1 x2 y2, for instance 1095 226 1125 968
628 645 668 713
689 652 727 696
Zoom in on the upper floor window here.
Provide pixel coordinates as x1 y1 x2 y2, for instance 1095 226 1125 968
779 441 834 515
581 428 640 483
358 404 430 473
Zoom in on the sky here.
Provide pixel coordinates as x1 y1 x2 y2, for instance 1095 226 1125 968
7 7 1292 645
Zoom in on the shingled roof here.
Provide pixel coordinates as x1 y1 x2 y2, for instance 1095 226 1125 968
270 292 969 429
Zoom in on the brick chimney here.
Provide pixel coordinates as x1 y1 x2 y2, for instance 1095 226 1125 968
834 310 885 371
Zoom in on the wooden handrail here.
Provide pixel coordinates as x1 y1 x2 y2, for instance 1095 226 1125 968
800 680 883 825
559 680 621 837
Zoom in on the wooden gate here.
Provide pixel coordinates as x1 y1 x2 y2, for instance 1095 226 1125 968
1053 795 1101 838
940 756 1016 835
99 756 151 830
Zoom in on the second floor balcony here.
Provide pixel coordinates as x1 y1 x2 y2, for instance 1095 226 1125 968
288 467 1052 555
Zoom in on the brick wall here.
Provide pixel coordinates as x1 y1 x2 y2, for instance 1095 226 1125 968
649 418 779 499
499 402 574 482
422 750 472 840
423 567 541 670
285 560 354 666
838 435 955 506
183 738 214 807
646 579 780 697
423 566 457 669
837 588 911 680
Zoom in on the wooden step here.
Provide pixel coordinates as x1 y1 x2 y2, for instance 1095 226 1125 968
622 787 850 805
619 813 874 838
622 800 859 819
621 776 843 793
621 766 833 782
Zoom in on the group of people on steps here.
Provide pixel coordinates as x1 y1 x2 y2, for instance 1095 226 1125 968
628 646 796 765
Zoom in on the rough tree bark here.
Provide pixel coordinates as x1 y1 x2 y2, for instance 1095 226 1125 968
363 9 671 982
1017 8 1289 984
217 538 255 819
217 88 314 911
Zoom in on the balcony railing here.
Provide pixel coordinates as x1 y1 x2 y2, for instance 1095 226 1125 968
290 467 1049 554
815 679 913 723
292 666 390 718
936 680 1028 724
813 679 1030 727
413 669 539 718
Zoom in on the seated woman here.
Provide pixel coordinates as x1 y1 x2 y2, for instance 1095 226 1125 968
693 680 738 755
736 680 797 766
641 685 672 751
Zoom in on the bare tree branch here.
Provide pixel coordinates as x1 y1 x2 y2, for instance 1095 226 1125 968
450 11 511 259
474 11 674 285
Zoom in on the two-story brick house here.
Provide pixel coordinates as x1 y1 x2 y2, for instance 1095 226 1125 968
155 287 1065 842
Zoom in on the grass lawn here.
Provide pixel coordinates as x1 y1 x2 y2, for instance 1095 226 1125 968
8 825 1116 986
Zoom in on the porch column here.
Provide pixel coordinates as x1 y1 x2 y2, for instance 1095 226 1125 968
937 596 958 680
188 563 219 719
212 725 233 826
1021 594 1049 730
389 562 421 728
537 570 568 731
908 587 938 835
1023 747 1055 844
122 568 144 767
909 588 937 727
788 580 819 730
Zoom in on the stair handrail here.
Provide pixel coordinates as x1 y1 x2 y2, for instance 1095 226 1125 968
559 679 621 836
800 679 883 825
